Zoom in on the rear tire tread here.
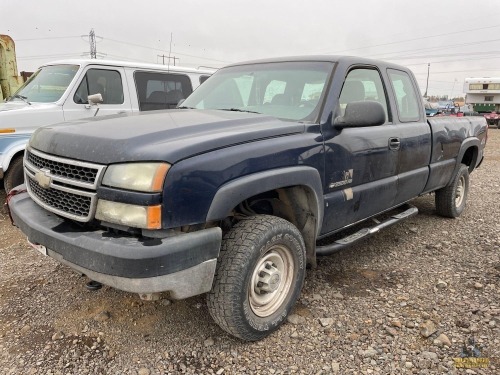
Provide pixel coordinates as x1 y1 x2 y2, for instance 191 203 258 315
435 164 469 218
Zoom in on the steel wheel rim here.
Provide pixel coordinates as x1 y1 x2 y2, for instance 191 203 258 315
249 245 294 317
455 175 466 207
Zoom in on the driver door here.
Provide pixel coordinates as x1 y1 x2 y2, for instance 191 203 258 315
63 66 132 121
321 67 399 235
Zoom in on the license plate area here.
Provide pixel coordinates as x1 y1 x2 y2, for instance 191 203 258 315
27 239 47 256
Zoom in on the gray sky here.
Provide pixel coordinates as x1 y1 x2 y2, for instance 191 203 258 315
3 0 500 97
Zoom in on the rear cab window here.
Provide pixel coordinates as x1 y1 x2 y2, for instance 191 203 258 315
388 69 421 122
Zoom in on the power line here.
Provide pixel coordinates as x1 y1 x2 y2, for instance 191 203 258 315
370 38 500 60
15 36 81 41
413 68 500 75
403 55 500 67
17 53 83 60
103 37 231 63
384 50 500 61
323 24 500 55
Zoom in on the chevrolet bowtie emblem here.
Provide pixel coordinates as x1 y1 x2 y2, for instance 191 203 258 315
35 168 52 189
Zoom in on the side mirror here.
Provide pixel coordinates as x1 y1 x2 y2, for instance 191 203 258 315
88 93 103 105
87 93 103 117
334 101 385 128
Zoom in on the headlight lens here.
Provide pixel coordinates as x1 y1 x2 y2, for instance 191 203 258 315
102 163 170 192
95 200 161 229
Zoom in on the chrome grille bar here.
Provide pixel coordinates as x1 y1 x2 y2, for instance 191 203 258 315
24 147 105 222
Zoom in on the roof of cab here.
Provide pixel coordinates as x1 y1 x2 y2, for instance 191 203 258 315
224 55 410 71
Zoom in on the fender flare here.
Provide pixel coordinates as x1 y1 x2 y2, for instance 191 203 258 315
451 137 480 179
206 166 324 236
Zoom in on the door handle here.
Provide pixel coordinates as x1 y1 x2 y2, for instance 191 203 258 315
389 137 401 150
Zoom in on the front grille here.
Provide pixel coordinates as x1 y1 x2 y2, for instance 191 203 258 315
27 175 92 218
24 147 105 222
26 149 99 184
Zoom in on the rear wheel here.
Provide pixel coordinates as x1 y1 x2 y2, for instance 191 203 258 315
435 164 469 218
4 155 24 193
207 215 306 341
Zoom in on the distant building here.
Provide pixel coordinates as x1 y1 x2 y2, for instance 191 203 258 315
464 77 500 113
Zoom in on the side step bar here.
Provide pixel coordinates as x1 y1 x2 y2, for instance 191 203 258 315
316 204 418 256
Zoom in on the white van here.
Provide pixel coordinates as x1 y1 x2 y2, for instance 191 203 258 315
0 59 214 191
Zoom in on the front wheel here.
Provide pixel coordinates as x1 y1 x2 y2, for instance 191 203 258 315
4 155 24 193
435 164 469 218
207 215 306 341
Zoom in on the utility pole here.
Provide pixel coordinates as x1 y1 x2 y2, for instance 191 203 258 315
450 78 458 102
89 29 97 59
168 32 173 70
424 63 430 98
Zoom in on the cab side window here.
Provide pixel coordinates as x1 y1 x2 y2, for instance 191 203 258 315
135 72 193 111
388 69 420 122
74 69 124 105
339 68 389 122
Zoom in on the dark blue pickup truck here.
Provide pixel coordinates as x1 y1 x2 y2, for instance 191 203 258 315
7 56 487 341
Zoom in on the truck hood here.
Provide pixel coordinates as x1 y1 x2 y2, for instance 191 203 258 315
29 109 305 164
0 101 63 130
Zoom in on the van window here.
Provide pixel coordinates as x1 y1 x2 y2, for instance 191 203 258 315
11 65 79 103
200 75 210 84
388 69 421 122
74 69 124 105
135 72 193 111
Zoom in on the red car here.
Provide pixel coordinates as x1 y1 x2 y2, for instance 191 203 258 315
484 112 500 127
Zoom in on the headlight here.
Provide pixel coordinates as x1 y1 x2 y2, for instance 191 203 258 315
102 163 170 192
95 200 161 229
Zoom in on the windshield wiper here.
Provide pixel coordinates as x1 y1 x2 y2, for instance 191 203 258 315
177 106 195 109
219 108 261 114
13 94 31 105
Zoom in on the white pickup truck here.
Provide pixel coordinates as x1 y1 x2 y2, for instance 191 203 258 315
0 59 214 191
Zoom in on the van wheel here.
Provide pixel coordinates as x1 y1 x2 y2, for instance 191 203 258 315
207 215 306 341
4 155 24 193
435 164 469 218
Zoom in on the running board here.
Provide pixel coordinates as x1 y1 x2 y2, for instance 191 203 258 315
316 204 418 256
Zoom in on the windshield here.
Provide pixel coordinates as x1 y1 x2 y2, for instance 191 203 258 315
181 61 333 122
9 64 80 103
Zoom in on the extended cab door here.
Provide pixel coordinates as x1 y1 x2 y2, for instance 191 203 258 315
387 69 431 204
321 67 399 234
63 66 132 120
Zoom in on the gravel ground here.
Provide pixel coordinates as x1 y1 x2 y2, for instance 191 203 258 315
1 127 499 375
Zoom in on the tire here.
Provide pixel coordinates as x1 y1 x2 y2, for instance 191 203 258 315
4 155 24 193
435 164 469 218
207 215 306 341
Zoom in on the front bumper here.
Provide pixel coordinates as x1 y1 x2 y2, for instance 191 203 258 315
8 188 222 298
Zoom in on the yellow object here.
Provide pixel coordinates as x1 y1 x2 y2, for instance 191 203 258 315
0 35 25 101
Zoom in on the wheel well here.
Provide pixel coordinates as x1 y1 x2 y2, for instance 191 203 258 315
461 146 478 172
7 151 24 170
229 186 318 267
